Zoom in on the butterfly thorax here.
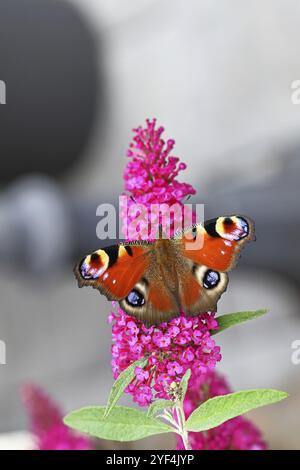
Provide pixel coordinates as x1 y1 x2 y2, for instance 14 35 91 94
151 238 183 294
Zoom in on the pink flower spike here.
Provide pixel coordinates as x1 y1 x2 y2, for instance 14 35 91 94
122 118 197 239
21 383 93 450
110 120 220 408
110 308 221 405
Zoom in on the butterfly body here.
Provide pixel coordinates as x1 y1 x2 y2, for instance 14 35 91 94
74 215 255 326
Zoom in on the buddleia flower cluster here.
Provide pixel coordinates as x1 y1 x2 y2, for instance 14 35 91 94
109 307 221 406
21 383 93 450
109 119 266 450
111 119 220 405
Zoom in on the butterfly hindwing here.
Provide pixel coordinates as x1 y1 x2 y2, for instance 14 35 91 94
178 268 229 316
119 274 180 326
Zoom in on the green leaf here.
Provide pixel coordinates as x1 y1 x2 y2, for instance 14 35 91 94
186 388 288 432
147 399 174 417
104 356 148 418
64 406 172 442
212 309 268 335
180 369 191 402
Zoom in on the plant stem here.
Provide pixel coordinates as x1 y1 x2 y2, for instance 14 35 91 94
175 404 191 450
159 404 191 449
158 411 181 432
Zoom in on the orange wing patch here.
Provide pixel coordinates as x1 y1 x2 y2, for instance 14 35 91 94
179 273 201 309
100 245 149 298
74 244 151 300
148 285 177 312
181 215 255 272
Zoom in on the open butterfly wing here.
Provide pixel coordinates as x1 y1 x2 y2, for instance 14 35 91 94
177 215 255 315
74 244 151 300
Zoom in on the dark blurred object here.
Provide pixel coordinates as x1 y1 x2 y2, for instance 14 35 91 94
0 175 112 276
0 176 71 275
0 0 98 183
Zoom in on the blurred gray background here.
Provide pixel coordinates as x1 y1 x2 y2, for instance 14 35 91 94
1 0 300 449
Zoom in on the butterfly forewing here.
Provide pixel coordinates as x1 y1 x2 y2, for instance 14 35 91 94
74 243 152 300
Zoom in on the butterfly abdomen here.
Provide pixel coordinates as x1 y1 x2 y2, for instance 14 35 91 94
153 239 180 293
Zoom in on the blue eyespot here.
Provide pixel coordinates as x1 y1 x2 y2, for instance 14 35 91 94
237 217 249 238
203 270 220 289
79 260 93 279
126 289 145 307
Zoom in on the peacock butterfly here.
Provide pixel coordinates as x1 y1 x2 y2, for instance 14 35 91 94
74 215 255 326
